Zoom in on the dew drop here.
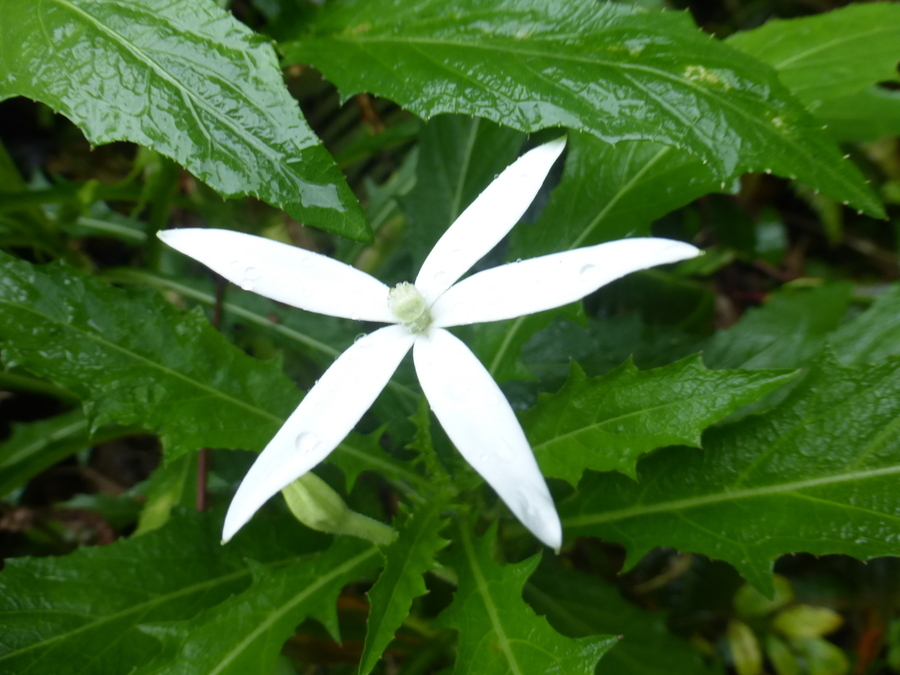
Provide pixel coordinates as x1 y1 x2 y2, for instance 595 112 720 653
239 278 255 291
579 264 599 282
295 432 321 455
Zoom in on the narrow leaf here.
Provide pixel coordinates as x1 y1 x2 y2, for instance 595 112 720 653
0 253 300 462
136 537 381 675
437 522 615 674
0 0 368 238
560 357 900 594
285 0 881 215
525 355 796 483
359 502 448 675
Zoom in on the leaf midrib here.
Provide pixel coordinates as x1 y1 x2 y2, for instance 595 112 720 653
532 373 788 453
562 463 900 528
323 33 871 207
459 525 523 675
0 554 306 662
0 300 284 425
207 546 380 675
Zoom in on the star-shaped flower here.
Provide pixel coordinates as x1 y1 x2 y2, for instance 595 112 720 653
159 137 700 549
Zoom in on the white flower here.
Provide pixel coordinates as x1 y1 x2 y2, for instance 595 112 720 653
158 137 700 549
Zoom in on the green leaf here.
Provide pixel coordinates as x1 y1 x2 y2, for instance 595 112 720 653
0 0 368 239
727 4 900 106
329 431 434 497
0 509 329 675
0 253 301 462
436 522 615 674
524 355 795 484
136 537 381 675
399 115 524 270
817 87 900 143
703 283 853 370
284 0 881 215
560 357 900 593
524 556 721 675
0 409 88 498
521 313 702 388
479 130 724 382
510 132 729 260
829 284 900 365
359 502 448 675
135 454 197 534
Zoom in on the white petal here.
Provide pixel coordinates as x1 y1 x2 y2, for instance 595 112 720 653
432 238 700 327
413 328 561 548
414 137 566 305
222 325 415 541
158 228 394 322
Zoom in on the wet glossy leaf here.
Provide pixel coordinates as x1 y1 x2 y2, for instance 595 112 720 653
436 523 615 674
703 283 853 369
0 0 368 239
525 556 722 675
524 355 795 483
359 502 448 675
560 357 900 593
136 537 381 675
727 4 900 106
285 0 881 215
0 253 301 462
0 509 328 675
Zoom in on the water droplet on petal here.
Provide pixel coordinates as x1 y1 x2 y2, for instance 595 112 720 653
579 264 600 283
239 278 255 291
295 432 321 455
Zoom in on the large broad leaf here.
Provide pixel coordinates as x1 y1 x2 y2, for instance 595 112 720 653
560 357 900 594
284 0 881 216
136 537 381 675
524 556 721 675
727 4 900 107
702 283 853 370
399 115 524 270
524 355 795 484
0 509 329 675
436 523 615 674
0 253 301 462
0 0 368 239
359 502 448 675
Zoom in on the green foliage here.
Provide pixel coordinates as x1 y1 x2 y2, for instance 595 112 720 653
1 0 898 672
561 357 900 593
0 509 330 674
359 502 448 674
525 355 796 483
285 0 881 215
436 523 616 674
525 556 722 675
136 537 381 675
727 4 900 105
0 253 300 461
0 0 368 239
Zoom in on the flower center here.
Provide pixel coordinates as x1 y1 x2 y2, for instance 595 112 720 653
389 282 432 333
